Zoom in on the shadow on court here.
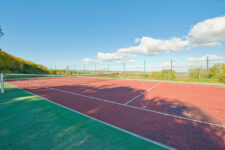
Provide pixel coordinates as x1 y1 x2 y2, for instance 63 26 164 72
6 81 225 150
1 86 165 150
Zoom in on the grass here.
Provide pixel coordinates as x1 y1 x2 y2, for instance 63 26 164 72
0 84 168 150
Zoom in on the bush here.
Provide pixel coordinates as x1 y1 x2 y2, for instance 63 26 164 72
188 68 206 81
150 72 162 80
161 69 176 80
213 64 225 83
188 64 225 83
150 70 176 80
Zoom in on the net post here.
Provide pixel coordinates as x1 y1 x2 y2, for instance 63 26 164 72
144 60 146 79
206 56 209 81
1 73 4 94
171 59 173 80
75 64 76 74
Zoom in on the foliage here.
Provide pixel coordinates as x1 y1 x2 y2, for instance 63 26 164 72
150 72 162 80
188 64 225 83
161 69 176 80
150 69 176 80
0 49 48 74
188 68 206 81
218 64 225 83
209 63 225 83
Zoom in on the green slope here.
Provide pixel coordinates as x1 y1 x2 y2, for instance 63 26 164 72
0 49 48 74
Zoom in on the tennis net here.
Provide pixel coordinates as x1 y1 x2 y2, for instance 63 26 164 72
0 73 120 93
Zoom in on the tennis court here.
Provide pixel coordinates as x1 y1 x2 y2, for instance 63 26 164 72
2 74 225 149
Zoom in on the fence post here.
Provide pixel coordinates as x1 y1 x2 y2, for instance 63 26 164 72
75 64 76 73
123 62 126 78
66 66 69 73
1 73 4 94
171 59 173 80
144 60 146 79
95 64 96 75
107 64 109 73
84 64 85 73
55 64 57 74
206 56 209 80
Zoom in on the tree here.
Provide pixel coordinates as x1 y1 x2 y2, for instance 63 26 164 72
161 69 176 80
150 72 162 80
188 68 206 81
209 63 225 83
150 69 176 80
218 64 225 83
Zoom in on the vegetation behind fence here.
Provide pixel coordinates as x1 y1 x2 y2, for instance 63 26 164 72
49 59 225 83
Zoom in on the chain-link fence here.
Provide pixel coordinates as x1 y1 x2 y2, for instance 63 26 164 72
48 57 225 83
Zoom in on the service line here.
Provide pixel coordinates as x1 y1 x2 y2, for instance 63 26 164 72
123 83 161 105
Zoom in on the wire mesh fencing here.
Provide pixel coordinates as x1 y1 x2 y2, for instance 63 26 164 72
47 57 225 83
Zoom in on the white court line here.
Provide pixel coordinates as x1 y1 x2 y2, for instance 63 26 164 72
24 82 225 128
22 77 225 110
123 83 161 105
7 83 174 150
22 81 225 111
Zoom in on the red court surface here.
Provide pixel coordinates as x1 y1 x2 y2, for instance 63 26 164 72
7 77 225 150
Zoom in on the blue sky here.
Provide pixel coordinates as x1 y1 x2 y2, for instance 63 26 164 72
0 0 224 71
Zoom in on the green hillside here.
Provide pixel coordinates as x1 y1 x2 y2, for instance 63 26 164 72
0 49 48 74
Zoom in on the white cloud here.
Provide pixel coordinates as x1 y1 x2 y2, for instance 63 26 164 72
117 37 189 55
115 60 124 64
187 54 225 62
128 59 136 63
115 16 225 56
165 38 190 52
188 16 225 46
84 16 225 62
83 58 98 64
97 52 135 61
